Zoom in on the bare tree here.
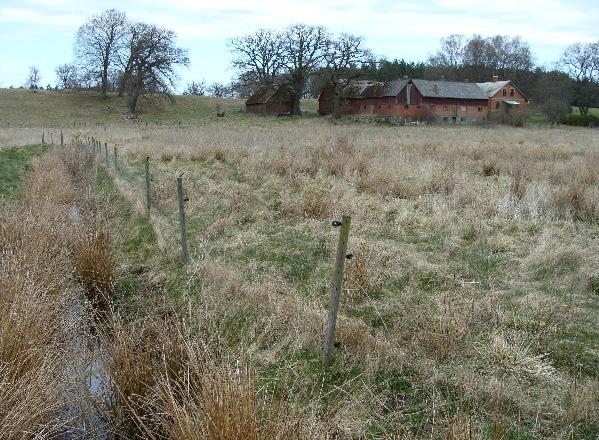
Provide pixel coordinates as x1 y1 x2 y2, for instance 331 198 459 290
428 34 465 70
75 9 128 97
484 35 533 72
121 22 189 114
558 42 599 115
26 66 41 89
229 29 284 86
281 24 328 115
208 82 230 97
322 34 371 118
55 63 78 89
183 81 206 96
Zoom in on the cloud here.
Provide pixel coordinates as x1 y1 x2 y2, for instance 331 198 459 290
0 6 84 27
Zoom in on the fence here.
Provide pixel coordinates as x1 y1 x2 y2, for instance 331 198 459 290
68 133 354 366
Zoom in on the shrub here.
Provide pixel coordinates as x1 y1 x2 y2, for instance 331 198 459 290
560 114 599 127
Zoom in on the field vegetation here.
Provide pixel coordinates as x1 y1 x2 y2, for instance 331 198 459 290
0 89 598 438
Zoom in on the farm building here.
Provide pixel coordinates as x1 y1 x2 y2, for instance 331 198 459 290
477 76 528 112
318 79 409 116
318 78 489 124
245 84 294 115
410 79 489 124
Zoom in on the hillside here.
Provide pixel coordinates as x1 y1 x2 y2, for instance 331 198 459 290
0 88 319 127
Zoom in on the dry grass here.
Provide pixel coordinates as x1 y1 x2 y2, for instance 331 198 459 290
105 314 309 439
71 229 115 317
0 148 89 438
2 115 599 438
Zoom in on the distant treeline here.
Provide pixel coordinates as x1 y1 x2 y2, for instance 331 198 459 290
20 9 598 119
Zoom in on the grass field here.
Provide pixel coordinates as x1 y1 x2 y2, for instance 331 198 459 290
1 89 598 438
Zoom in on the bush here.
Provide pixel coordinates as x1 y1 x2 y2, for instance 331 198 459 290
560 114 599 127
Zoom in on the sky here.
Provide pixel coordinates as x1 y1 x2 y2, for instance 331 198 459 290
0 0 598 91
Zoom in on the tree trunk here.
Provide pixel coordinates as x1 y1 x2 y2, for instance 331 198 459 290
292 93 302 116
102 58 109 98
290 77 304 116
127 89 139 114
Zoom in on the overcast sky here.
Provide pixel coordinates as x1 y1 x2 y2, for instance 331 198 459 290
0 0 598 90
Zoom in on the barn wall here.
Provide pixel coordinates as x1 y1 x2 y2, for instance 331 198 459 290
489 82 527 111
246 100 293 115
246 103 266 114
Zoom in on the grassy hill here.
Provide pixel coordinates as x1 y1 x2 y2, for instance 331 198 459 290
0 88 319 127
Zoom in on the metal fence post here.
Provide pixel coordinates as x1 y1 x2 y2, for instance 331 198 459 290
322 215 351 366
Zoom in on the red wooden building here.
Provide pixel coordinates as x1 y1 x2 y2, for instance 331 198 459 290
476 76 528 112
245 84 294 115
319 78 489 124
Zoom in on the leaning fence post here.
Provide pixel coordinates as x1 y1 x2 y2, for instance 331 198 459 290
177 175 189 262
145 157 151 217
113 146 118 170
322 215 351 366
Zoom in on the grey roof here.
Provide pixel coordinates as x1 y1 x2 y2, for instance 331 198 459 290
344 79 408 98
246 84 293 105
411 79 488 100
383 79 409 97
476 80 511 98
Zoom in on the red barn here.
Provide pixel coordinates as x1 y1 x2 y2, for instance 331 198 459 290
410 79 489 124
319 79 410 116
477 76 528 112
245 84 293 115
318 78 488 124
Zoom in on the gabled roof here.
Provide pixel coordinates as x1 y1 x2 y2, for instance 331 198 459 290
343 79 408 98
246 84 292 105
411 79 488 100
382 79 409 97
476 80 527 100
476 80 510 98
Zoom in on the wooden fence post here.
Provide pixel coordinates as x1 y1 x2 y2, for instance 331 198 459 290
105 143 108 167
145 157 151 217
60 130 64 147
177 175 189 262
42 132 45 144
113 146 118 170
51 132 53 145
322 215 351 366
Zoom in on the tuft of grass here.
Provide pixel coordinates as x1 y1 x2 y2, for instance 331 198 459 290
71 228 116 317
482 160 500 176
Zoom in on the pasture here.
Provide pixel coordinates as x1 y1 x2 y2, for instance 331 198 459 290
1 88 598 438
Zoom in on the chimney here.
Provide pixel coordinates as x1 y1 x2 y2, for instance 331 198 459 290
492 75 499 82
464 78 469 83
